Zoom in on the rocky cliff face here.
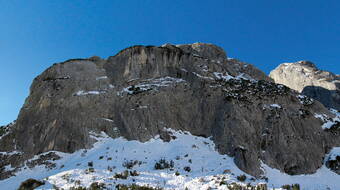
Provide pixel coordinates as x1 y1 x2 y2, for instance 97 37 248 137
269 61 340 110
0 43 339 180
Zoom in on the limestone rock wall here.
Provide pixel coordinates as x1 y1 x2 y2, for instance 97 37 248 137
0 44 339 179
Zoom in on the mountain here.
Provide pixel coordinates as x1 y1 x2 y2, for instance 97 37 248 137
0 43 340 189
270 61 340 110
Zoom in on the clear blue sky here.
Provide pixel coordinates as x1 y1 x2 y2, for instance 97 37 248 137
0 0 339 125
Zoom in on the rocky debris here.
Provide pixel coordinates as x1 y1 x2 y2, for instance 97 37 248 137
0 152 23 180
325 147 340 174
269 60 340 110
26 152 61 169
0 43 338 179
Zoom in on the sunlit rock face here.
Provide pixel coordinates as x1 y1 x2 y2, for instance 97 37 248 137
0 43 338 180
270 60 340 110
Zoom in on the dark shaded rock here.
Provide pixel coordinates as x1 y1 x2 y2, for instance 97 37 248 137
326 155 340 174
17 178 44 190
302 86 340 110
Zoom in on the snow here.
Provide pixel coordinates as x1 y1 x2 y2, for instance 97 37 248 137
297 95 314 105
0 151 22 156
1 130 339 190
213 72 255 82
263 104 282 110
314 113 327 121
161 43 171 47
100 118 114 123
96 76 108 80
213 72 234 81
75 90 106 96
0 130 250 190
118 77 186 96
297 95 306 99
262 162 340 190
262 140 340 190
192 72 214 80
270 104 282 109
330 108 340 117
314 109 340 130
0 130 9 141
280 62 316 78
327 147 340 161
199 65 209 72
321 120 338 130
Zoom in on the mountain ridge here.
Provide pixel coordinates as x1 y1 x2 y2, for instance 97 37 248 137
0 43 340 189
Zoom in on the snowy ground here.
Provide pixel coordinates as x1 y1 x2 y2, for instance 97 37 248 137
314 108 340 129
0 130 339 190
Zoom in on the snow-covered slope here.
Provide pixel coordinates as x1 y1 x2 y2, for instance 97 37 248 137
0 130 339 190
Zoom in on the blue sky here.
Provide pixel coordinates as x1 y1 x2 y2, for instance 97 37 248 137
0 0 339 125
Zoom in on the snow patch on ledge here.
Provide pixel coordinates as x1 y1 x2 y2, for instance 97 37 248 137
270 104 282 109
263 104 282 110
118 77 186 96
96 76 108 80
213 72 234 81
74 90 107 96
100 118 114 123
213 72 256 82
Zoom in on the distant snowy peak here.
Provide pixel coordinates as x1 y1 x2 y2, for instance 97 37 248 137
270 60 340 110
273 60 338 83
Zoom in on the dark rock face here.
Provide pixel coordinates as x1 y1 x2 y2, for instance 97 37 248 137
270 61 340 110
302 86 340 110
0 43 338 178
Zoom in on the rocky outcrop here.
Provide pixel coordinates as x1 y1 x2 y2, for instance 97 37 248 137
0 43 339 179
17 178 44 190
269 61 340 110
326 155 340 174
